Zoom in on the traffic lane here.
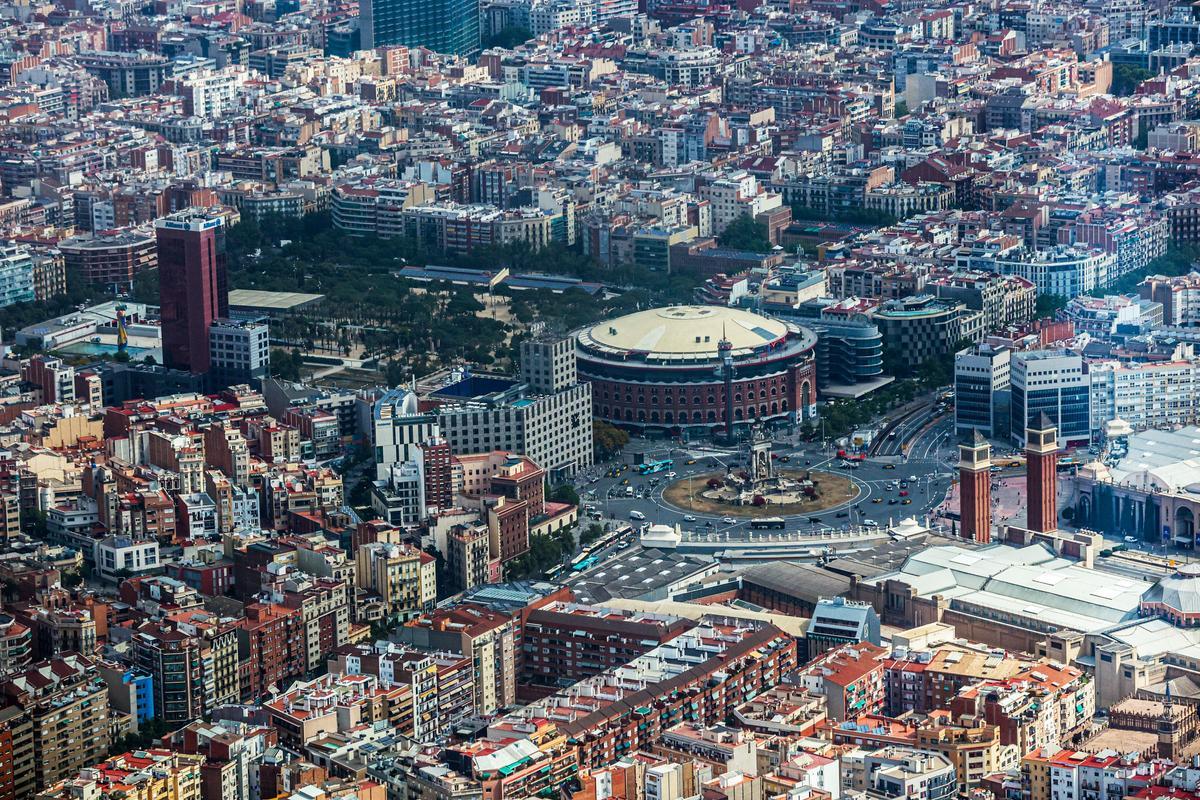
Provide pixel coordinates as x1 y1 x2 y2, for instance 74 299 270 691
875 404 937 457
621 460 951 529
912 416 955 463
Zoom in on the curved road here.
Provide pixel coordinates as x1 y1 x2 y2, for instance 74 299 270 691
579 438 954 538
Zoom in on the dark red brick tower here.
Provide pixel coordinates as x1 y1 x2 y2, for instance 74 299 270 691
155 211 228 375
959 429 992 543
1026 413 1059 533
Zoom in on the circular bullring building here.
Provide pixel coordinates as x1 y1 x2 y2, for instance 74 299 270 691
574 305 818 433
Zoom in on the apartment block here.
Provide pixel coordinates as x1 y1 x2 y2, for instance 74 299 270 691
328 641 475 741
354 542 436 621
396 604 518 715
520 602 694 693
35 749 204 800
0 655 111 794
489 620 797 776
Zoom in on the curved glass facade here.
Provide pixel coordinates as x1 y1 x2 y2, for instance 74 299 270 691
809 318 884 387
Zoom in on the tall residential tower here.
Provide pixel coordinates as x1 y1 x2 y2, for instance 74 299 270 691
156 211 229 375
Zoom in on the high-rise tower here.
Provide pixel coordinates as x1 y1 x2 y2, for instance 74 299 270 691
360 0 480 55
959 430 992 543
718 330 735 443
156 211 228 375
1026 413 1059 533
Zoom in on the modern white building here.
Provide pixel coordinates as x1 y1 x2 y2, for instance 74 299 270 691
862 747 955 800
1140 271 1200 326
331 179 434 238
1009 349 1090 447
94 535 160 581
47 497 101 553
371 460 425 525
437 334 593 480
177 492 218 539
645 764 685 800
372 389 440 481
529 0 589 34
1061 294 1163 338
698 171 784 236
0 243 35 308
980 244 1117 298
209 319 269 386
229 484 261 533
165 66 251 118
1088 359 1200 435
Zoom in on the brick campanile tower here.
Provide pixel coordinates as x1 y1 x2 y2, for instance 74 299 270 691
959 429 992 543
1026 412 1059 533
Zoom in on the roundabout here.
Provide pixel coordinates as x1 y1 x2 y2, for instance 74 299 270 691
661 468 859 517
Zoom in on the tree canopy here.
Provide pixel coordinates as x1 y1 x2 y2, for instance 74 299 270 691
1112 64 1152 96
593 420 630 459
717 214 773 253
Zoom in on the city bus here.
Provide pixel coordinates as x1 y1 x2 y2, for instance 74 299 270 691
750 517 786 530
637 458 674 475
571 555 598 571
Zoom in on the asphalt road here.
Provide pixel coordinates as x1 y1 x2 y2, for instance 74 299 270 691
574 432 957 538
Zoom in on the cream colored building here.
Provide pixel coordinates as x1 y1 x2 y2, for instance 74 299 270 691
355 542 436 619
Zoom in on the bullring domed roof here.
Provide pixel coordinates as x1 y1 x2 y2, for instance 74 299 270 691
586 305 790 359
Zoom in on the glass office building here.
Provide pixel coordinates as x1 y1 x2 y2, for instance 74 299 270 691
361 0 481 55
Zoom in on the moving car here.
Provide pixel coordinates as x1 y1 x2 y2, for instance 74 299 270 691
872 497 883 503
630 510 646 520
722 516 736 524
901 498 912 505
883 464 896 470
683 515 696 522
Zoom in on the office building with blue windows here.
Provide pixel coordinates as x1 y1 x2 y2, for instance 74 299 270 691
361 0 480 55
1009 349 1091 449
955 343 1011 440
